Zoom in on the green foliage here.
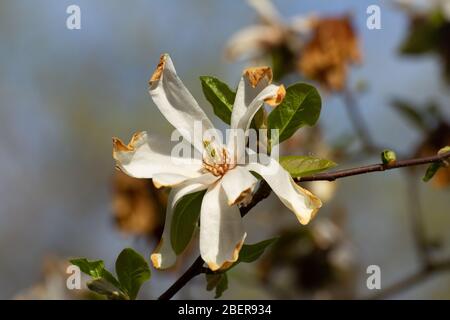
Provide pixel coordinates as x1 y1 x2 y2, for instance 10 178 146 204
423 146 450 182
171 190 206 254
205 273 228 299
70 258 106 279
381 150 397 165
86 278 128 300
279 156 336 178
237 238 278 263
423 162 443 182
70 248 150 300
115 248 151 300
399 9 450 82
200 76 236 124
400 14 442 55
268 83 321 145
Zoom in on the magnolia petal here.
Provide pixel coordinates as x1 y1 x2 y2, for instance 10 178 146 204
152 173 191 189
228 73 285 161
148 54 216 152
151 173 218 269
245 154 322 225
113 131 202 179
221 166 257 206
247 0 282 25
200 181 247 271
231 68 285 132
225 25 284 61
288 14 317 34
265 84 286 107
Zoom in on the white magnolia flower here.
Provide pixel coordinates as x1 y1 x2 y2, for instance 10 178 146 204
225 0 315 62
113 54 322 271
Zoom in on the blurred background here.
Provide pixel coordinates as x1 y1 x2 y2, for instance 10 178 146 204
0 0 449 299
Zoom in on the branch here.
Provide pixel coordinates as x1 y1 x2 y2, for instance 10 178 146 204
296 151 450 182
157 151 450 300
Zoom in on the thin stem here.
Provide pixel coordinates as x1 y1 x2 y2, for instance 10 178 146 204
297 151 450 182
158 256 205 300
157 151 450 300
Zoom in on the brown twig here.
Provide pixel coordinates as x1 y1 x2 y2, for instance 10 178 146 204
296 151 450 182
158 151 450 300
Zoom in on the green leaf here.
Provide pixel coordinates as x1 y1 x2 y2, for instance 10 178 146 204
171 190 205 254
279 156 336 178
87 279 129 300
70 258 121 288
200 76 236 124
423 162 442 182
423 146 450 182
70 258 105 279
400 10 445 55
268 83 321 144
237 238 278 263
115 248 151 300
206 273 228 299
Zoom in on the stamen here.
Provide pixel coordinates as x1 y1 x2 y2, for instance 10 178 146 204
202 143 236 177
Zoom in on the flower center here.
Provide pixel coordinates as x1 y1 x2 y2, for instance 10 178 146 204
202 140 235 177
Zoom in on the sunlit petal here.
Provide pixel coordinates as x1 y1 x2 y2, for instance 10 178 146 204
200 181 246 271
151 173 218 269
245 153 322 225
113 131 202 179
221 166 257 206
149 54 216 152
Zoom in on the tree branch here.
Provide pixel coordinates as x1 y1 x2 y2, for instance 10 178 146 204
296 151 450 182
157 151 450 300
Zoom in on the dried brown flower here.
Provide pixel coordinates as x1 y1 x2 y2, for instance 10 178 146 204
299 16 362 91
112 171 167 238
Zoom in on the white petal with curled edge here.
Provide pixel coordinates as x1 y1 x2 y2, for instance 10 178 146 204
221 166 257 206
113 131 203 179
228 69 285 161
245 153 322 225
148 54 217 152
151 173 219 269
200 181 247 271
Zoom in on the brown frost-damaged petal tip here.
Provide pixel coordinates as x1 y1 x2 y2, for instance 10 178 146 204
150 240 164 269
243 66 273 88
295 184 322 225
206 236 246 271
112 131 146 159
265 84 286 107
149 54 168 85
